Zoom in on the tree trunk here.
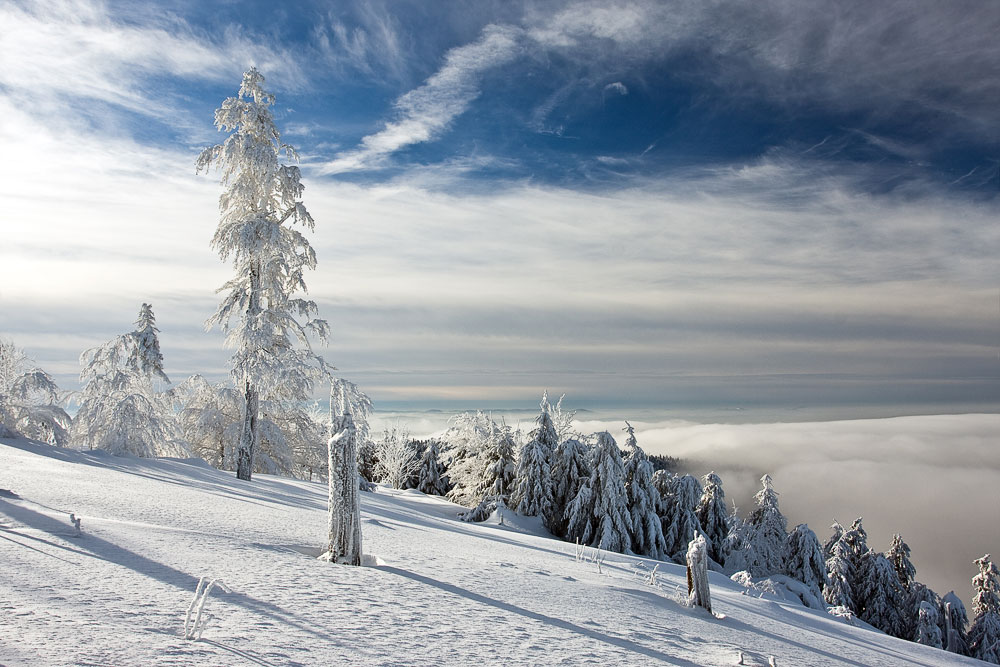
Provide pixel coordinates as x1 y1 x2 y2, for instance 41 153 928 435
237 379 258 481
326 411 362 565
236 260 263 482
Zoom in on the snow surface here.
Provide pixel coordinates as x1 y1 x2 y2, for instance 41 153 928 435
0 437 981 666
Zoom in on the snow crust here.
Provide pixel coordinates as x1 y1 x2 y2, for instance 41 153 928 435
0 436 979 666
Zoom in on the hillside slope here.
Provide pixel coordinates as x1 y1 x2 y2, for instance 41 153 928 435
0 437 979 666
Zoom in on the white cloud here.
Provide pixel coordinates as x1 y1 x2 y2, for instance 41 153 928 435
617 413 1000 607
603 81 628 96
0 0 307 125
319 24 522 174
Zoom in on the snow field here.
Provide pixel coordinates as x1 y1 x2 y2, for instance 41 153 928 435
0 437 979 666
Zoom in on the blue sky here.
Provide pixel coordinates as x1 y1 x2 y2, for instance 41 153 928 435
1 0 998 412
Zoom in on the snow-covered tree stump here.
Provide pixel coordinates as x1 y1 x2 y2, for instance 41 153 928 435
687 534 712 613
325 411 362 565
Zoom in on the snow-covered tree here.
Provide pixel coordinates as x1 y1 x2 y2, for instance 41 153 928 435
785 524 826 598
375 426 417 489
324 379 370 566
970 554 1000 664
550 437 590 538
442 410 497 507
565 432 630 553
0 338 71 445
72 304 183 457
942 590 970 656
549 392 578 442
417 441 449 496
622 423 666 559
512 436 553 518
916 600 943 649
740 474 788 577
824 536 855 609
198 67 328 482
511 393 559 524
171 375 242 469
695 472 729 565
858 551 908 638
885 533 916 594
478 422 515 502
661 474 702 563
823 521 844 560
905 582 940 645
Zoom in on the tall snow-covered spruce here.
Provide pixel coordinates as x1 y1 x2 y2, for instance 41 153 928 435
198 67 328 481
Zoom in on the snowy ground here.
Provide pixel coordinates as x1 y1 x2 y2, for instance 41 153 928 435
0 437 981 666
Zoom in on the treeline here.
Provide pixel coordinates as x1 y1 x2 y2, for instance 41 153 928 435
358 394 999 664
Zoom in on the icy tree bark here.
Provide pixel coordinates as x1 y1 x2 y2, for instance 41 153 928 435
326 411 362 565
687 534 712 613
236 379 258 481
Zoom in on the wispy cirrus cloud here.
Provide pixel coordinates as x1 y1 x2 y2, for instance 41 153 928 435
319 24 523 174
0 0 308 127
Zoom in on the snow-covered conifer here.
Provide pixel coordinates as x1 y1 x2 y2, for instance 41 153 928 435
478 422 515 502
417 441 449 496
905 582 940 645
695 472 729 565
622 423 666 559
885 533 916 593
513 393 559 525
198 68 328 482
550 437 590 538
858 551 908 638
837 517 870 615
741 475 788 577
785 524 826 598
824 537 855 609
566 432 630 552
823 521 844 560
970 554 1000 664
915 600 943 649
73 304 182 457
512 437 553 518
942 590 970 656
662 474 702 563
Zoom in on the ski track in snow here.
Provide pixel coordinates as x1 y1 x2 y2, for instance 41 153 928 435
0 437 977 666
